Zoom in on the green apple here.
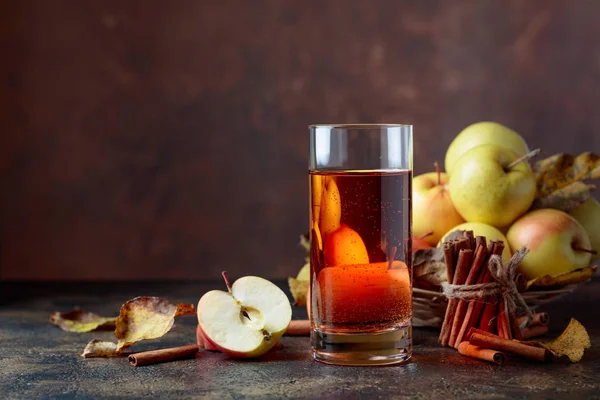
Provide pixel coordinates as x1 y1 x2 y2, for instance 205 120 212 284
440 222 512 262
506 209 593 279
449 144 536 228
413 165 465 246
445 122 529 175
569 197 600 262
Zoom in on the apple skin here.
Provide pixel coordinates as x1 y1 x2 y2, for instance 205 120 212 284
449 144 536 228
323 224 369 266
569 197 600 261
506 209 593 279
412 236 433 252
445 122 529 175
413 171 465 245
440 222 512 262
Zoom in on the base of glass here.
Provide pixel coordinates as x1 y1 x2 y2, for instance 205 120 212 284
311 324 412 366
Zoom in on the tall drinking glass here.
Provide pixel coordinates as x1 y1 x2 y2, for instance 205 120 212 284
308 124 413 366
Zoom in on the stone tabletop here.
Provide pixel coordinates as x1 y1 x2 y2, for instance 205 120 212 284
1 279 599 399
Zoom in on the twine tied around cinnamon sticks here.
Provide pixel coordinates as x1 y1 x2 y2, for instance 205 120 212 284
442 247 534 329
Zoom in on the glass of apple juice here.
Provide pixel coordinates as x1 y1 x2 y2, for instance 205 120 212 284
308 124 413 366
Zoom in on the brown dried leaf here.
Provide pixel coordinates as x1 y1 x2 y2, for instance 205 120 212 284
413 246 446 286
533 152 600 212
527 319 591 363
526 266 597 289
288 277 309 306
81 339 118 358
531 181 596 212
50 310 117 333
114 297 195 352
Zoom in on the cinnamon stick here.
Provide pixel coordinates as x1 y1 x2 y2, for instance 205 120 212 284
478 296 498 334
469 332 552 363
128 344 199 367
521 325 549 340
497 297 512 340
284 320 310 336
457 341 505 365
466 327 498 341
464 230 475 250
478 242 505 333
451 244 488 348
439 248 473 346
514 273 527 293
443 242 455 284
516 312 549 327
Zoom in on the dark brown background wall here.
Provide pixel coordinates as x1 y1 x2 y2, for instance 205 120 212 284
1 0 599 280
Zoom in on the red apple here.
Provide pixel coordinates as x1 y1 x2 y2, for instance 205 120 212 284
506 209 595 279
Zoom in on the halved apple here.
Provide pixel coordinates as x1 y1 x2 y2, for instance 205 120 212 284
197 275 292 358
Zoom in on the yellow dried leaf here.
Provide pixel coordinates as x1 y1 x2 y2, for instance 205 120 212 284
50 310 117 333
526 266 597 289
296 264 310 281
533 319 591 363
114 297 195 352
288 277 309 306
534 152 600 197
533 152 600 212
531 181 596 212
81 339 118 358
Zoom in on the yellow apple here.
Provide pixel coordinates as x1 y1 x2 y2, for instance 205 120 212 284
440 222 512 262
323 224 369 266
569 197 600 261
506 209 593 279
445 122 529 175
319 177 341 237
449 144 536 228
413 165 465 245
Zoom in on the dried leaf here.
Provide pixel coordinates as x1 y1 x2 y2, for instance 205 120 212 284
526 266 597 289
442 229 468 243
288 277 309 306
531 182 596 212
413 246 446 286
414 261 448 286
81 339 118 358
527 319 591 363
296 264 310 281
50 310 117 333
114 297 195 352
533 152 600 212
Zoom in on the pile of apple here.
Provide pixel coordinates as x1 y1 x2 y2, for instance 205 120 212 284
413 122 599 283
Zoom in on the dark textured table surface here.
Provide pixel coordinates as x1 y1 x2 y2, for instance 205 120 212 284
1 279 599 399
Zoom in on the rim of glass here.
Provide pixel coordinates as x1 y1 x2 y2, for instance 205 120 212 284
309 123 412 129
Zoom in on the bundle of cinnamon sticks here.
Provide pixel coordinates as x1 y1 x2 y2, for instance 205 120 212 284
439 231 529 348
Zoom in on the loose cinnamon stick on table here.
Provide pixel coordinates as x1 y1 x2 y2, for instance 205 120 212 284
450 243 488 348
284 320 310 336
465 327 498 341
439 248 473 346
128 344 199 367
521 325 549 340
516 312 549 327
469 332 553 363
457 341 505 365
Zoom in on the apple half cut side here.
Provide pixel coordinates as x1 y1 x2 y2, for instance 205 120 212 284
197 276 292 358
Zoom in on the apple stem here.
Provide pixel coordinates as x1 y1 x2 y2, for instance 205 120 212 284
434 162 441 186
221 271 232 293
388 245 398 270
506 148 541 170
573 246 598 255
419 231 434 240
